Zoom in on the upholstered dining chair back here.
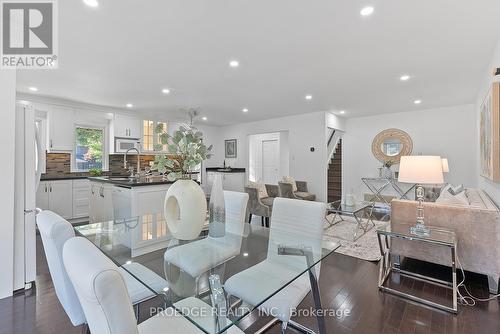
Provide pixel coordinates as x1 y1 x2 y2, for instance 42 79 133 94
267 198 326 277
63 237 139 334
224 191 249 236
36 210 86 326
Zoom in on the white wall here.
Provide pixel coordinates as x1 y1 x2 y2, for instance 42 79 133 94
0 71 17 299
326 112 346 131
216 111 328 201
476 37 500 204
343 104 477 201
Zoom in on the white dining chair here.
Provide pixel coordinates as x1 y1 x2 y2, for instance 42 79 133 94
164 191 248 295
63 237 244 334
36 210 167 326
223 198 326 333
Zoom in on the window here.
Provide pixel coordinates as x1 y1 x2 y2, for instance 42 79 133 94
74 126 104 171
143 120 167 152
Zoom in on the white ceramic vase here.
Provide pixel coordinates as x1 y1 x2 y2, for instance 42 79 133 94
164 179 207 240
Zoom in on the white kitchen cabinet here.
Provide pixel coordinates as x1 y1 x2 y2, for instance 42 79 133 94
89 181 114 223
206 171 246 193
36 180 73 219
48 106 74 151
48 180 73 219
72 179 90 219
222 173 245 192
36 181 50 210
114 114 141 138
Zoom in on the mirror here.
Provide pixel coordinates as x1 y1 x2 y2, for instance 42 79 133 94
372 129 413 164
381 138 402 157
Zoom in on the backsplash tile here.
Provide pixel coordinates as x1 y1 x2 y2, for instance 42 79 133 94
41 152 157 179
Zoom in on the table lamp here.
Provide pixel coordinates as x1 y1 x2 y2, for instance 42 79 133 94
398 156 444 236
442 158 449 173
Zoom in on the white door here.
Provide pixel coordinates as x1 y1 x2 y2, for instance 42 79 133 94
262 140 279 184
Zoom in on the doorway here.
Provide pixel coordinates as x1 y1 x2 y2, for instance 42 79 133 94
248 131 289 183
262 139 279 183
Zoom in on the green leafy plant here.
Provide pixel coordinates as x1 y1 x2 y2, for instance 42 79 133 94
88 168 102 176
151 125 212 181
383 160 394 168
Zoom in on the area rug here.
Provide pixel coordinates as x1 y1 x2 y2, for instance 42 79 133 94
323 215 388 262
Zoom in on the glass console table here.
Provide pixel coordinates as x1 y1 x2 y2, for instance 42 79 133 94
376 223 458 313
362 177 416 209
75 217 340 334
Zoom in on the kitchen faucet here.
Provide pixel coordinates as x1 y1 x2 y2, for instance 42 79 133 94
124 147 141 177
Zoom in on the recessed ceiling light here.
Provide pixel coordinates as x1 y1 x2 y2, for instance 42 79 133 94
83 0 99 8
229 60 239 68
414 99 422 104
243 252 249 257
29 86 38 92
126 103 133 108
202 116 208 121
242 108 249 113
162 88 170 94
400 75 411 81
360 6 374 16
305 95 313 100
339 110 346 114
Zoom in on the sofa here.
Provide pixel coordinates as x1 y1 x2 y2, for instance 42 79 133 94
391 188 500 294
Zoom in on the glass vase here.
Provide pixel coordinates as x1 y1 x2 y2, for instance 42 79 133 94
208 173 225 238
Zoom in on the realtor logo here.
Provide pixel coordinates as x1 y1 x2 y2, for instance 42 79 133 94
1 0 58 68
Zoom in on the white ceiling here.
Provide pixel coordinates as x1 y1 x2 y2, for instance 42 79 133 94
17 0 500 125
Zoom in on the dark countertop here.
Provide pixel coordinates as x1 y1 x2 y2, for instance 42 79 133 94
88 176 175 188
41 175 90 181
206 167 246 173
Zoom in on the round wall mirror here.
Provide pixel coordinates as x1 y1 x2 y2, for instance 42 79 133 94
372 129 413 164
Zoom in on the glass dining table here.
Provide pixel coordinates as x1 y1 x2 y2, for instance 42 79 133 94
74 217 340 334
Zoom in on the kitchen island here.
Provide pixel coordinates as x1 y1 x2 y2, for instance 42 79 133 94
88 176 176 256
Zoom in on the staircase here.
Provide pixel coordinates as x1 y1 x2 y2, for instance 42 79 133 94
328 139 342 203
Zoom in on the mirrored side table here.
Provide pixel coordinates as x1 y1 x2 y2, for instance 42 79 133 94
376 223 458 313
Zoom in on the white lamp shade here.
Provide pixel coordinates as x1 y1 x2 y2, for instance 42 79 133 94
441 158 449 173
398 156 444 184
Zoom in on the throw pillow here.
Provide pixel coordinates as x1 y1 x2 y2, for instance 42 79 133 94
448 184 464 195
436 188 469 206
247 181 268 199
282 176 298 192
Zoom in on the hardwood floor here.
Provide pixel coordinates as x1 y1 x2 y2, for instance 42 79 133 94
0 236 498 334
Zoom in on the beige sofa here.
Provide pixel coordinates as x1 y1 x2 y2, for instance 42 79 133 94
391 189 500 294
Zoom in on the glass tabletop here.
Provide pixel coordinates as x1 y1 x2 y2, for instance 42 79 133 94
377 222 456 246
75 217 340 334
327 200 374 214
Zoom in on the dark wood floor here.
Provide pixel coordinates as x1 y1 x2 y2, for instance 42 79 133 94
0 236 498 334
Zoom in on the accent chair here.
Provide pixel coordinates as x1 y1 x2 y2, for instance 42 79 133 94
278 180 316 201
245 184 279 227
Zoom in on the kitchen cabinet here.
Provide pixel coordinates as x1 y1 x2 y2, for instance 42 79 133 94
89 181 114 223
37 180 73 219
206 171 245 193
72 179 90 219
114 114 141 138
48 106 74 151
36 182 49 210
